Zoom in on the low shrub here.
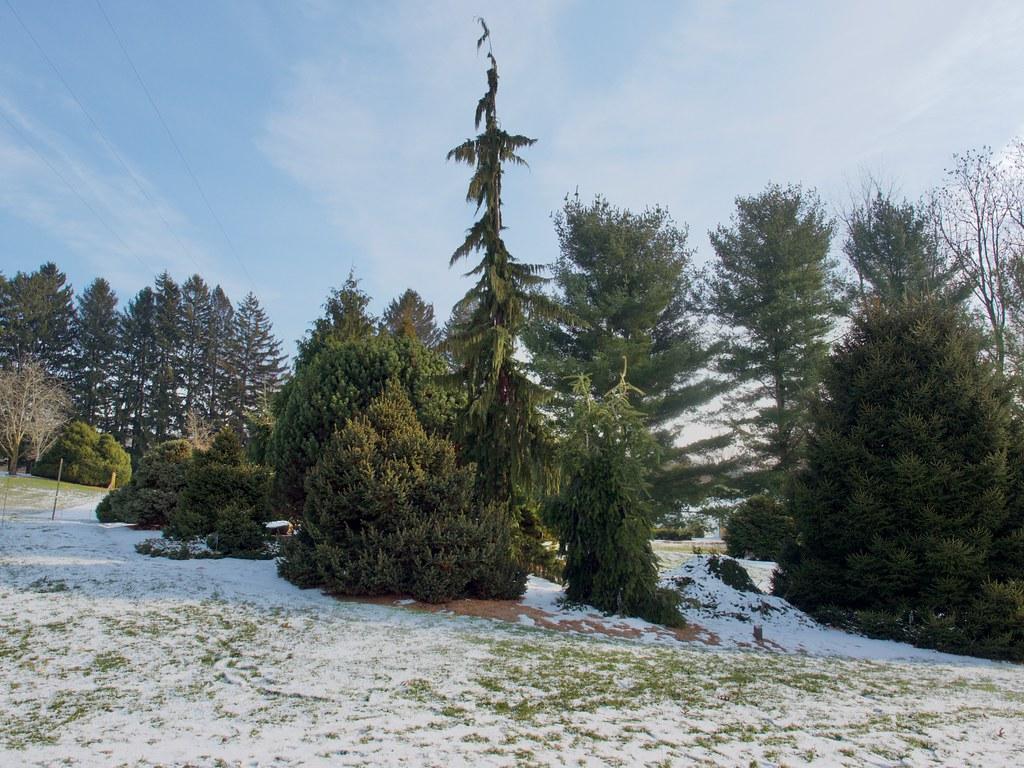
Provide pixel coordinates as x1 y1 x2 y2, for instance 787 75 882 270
34 421 132 488
652 520 706 541
724 494 795 561
96 440 191 528
706 555 760 594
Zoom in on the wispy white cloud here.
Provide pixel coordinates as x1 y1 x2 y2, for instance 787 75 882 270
0 96 226 295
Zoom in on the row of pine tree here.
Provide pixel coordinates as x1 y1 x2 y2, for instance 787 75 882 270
0 265 286 457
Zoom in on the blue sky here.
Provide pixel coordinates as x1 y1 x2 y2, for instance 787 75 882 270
2 0 1023 352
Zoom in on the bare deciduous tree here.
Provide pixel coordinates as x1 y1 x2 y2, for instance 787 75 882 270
0 359 71 475
934 145 1023 375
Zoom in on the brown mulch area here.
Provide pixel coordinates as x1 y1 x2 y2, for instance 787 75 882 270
344 593 720 646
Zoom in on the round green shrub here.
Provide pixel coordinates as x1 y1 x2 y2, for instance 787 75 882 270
724 494 795 561
279 382 524 603
265 334 459 516
34 421 132 488
96 440 191 528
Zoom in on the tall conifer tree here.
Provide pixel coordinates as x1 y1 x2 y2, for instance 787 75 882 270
0 262 76 377
447 20 560 506
150 272 184 441
381 289 442 348
180 275 214 420
72 278 119 428
710 184 843 489
229 292 287 432
205 285 235 425
116 287 158 454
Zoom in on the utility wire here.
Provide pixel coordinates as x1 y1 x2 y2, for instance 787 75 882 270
4 0 205 276
0 108 153 273
93 0 258 293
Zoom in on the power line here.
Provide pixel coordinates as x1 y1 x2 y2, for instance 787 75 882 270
0 108 153 274
93 0 258 293
4 0 205 276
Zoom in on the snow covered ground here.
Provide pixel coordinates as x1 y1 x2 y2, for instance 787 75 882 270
1 502 1023 767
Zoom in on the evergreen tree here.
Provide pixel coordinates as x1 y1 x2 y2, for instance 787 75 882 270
547 370 683 625
115 287 158 454
228 292 287 433
776 299 1024 660
845 191 960 302
446 20 559 508
180 275 214 420
298 271 375 364
150 272 184 441
205 285 235 425
526 195 726 512
72 278 119 429
0 262 76 377
709 184 842 488
381 289 442 348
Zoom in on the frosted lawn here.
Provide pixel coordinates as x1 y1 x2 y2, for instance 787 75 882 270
1 502 1022 767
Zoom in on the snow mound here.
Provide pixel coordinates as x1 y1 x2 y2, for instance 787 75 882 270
660 555 980 663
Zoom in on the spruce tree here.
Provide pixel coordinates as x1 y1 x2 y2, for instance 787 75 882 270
709 184 843 489
548 370 683 625
298 271 375 364
228 292 287 433
115 287 158 455
72 278 119 429
205 286 235 425
776 299 1024 660
381 289 442 348
0 262 76 378
447 20 559 508
180 275 214 420
150 272 184 441
526 195 726 513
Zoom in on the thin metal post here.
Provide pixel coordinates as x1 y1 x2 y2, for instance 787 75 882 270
51 457 63 521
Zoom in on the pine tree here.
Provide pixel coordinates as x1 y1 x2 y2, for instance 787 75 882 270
709 184 843 489
228 292 287 433
150 272 184 441
776 299 1024 660
180 275 214 420
115 287 158 455
845 191 961 302
547 369 683 625
447 20 560 508
381 289 442 348
0 262 76 377
72 278 119 429
526 195 726 513
205 286 235 425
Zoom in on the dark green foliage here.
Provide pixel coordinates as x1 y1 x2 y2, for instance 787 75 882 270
706 555 759 593
95 439 192 528
710 184 843 489
266 333 457 515
382 289 442 348
776 299 1024 660
547 373 684 627
298 271 376 365
167 428 270 541
724 494 795 561
280 384 525 602
150 272 184 442
446 21 560 508
71 278 119 429
526 195 726 514
210 503 270 557
0 262 76 379
229 292 287 432
844 192 962 303
33 421 131 488
651 520 706 541
114 287 158 456
180 275 214 421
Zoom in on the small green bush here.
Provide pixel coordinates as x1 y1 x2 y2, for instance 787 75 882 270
165 428 270 549
279 382 524 603
724 494 795 561
209 503 269 557
96 440 191 528
34 421 132 488
706 555 760 593
652 520 706 541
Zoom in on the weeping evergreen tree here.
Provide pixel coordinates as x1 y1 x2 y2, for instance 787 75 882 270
446 20 560 512
547 369 683 626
